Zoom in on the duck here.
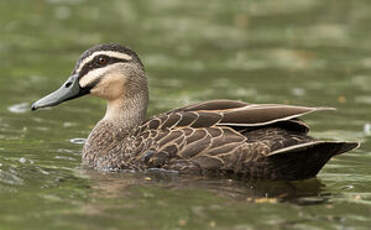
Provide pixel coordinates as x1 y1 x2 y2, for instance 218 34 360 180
31 43 359 181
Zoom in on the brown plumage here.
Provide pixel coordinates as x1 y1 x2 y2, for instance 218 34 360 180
82 100 358 180
32 44 359 181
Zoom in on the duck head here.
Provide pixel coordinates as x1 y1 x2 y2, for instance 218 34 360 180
31 44 149 122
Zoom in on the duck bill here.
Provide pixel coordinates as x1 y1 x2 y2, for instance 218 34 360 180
31 74 89 111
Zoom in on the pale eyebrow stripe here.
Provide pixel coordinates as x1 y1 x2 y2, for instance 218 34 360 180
76 51 132 73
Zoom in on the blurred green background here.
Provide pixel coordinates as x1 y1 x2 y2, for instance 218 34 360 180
0 0 371 229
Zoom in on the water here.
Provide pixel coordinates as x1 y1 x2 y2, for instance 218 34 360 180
1 0 371 229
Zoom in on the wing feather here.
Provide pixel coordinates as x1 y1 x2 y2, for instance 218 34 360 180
145 100 333 133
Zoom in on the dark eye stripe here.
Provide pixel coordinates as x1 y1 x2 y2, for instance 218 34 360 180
78 56 129 78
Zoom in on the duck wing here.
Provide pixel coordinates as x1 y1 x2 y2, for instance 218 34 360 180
156 99 333 133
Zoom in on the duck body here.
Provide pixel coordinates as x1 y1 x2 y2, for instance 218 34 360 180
32 44 359 181
82 100 357 180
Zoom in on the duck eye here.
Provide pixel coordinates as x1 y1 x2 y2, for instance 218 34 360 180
98 56 107 65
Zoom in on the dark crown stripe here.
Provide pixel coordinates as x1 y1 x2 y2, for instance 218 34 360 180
73 43 143 75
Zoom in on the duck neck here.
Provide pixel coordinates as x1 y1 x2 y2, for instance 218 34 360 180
103 92 148 131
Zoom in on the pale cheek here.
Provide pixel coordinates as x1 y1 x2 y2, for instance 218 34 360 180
91 78 125 100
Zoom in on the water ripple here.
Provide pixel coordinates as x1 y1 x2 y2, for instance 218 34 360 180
70 138 86 145
7 103 29 114
0 168 24 185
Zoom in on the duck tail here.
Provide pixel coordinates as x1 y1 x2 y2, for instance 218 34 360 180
248 141 359 181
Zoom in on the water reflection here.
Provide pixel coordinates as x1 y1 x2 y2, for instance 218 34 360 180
84 169 328 205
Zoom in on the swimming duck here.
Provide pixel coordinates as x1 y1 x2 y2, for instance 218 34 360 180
31 44 359 180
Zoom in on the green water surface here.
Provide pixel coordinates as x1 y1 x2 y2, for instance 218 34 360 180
0 0 371 229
